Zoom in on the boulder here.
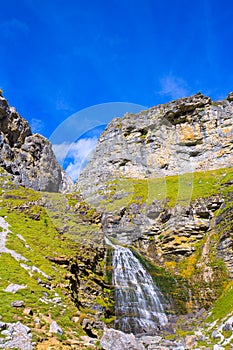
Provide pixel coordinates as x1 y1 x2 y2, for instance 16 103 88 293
4 283 26 293
49 321 63 335
11 300 25 308
101 328 145 350
0 321 33 350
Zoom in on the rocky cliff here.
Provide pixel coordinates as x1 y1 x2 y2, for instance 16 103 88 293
78 92 233 202
0 95 72 192
1 92 233 349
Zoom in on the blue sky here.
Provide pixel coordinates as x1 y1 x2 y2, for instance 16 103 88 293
0 0 233 179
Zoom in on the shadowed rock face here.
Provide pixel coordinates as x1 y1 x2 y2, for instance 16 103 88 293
78 92 233 200
0 96 72 192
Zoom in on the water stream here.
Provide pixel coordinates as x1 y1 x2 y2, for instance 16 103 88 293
106 238 168 334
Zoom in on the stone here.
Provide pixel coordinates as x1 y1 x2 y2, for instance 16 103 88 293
71 316 80 323
78 93 233 206
213 345 225 350
211 330 224 342
139 335 162 346
0 322 6 331
11 300 25 308
185 335 197 349
49 320 63 335
0 321 33 350
223 315 233 331
23 307 33 316
52 297 62 304
4 283 26 293
100 328 145 350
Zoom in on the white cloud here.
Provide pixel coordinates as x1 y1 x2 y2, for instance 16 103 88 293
53 137 98 181
52 142 71 163
31 118 44 133
159 75 189 100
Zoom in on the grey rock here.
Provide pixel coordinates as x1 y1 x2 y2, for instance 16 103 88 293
223 315 233 331
49 320 63 335
213 345 225 350
139 335 162 346
78 93 233 206
11 300 25 307
52 297 62 304
185 335 197 349
0 322 6 331
101 328 145 350
0 321 33 349
4 283 26 293
0 95 73 192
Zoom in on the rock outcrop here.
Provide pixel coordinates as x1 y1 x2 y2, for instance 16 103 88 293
78 92 233 201
0 321 34 350
102 195 223 254
0 95 72 192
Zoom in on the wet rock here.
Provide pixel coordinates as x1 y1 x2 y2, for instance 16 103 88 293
101 328 145 350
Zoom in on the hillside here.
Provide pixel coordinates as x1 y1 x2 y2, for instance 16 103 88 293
0 93 233 349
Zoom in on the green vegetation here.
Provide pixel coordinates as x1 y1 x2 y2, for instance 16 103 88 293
0 167 109 344
1 162 233 345
99 166 233 211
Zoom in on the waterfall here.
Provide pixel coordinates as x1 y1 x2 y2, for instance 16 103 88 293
107 239 168 334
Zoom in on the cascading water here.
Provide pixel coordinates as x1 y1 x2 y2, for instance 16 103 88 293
106 238 168 334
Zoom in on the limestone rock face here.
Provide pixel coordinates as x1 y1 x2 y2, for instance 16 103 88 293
0 96 72 192
101 328 145 350
102 196 222 255
78 93 233 200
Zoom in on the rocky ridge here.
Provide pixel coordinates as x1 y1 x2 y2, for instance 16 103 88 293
78 92 233 202
0 95 72 192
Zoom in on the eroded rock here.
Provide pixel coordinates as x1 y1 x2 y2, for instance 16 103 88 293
0 95 73 192
49 321 63 335
78 93 233 204
101 328 145 350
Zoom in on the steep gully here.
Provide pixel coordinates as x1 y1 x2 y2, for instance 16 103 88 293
105 238 168 335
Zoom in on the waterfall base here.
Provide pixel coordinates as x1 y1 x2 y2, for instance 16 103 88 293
115 316 167 335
